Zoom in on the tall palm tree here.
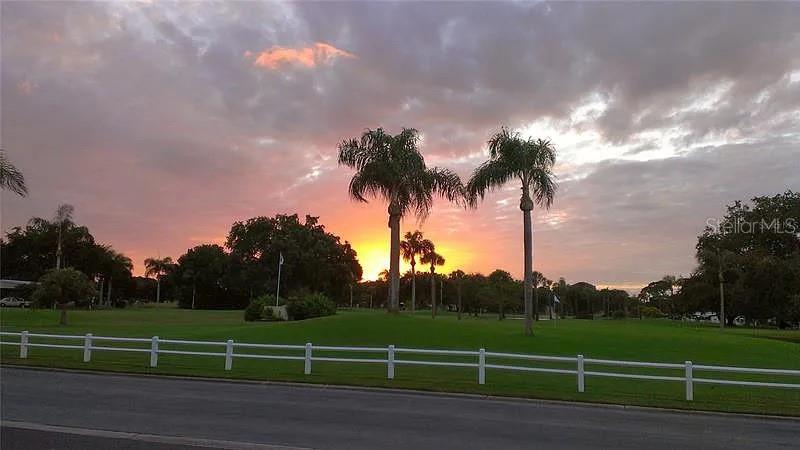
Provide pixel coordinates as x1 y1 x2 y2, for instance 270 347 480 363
420 245 445 319
338 128 463 313
144 257 176 303
400 230 433 312
449 269 466 320
0 150 27 196
54 204 74 270
699 245 733 329
466 127 557 335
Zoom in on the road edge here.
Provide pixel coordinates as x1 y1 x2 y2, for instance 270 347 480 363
0 420 308 450
2 364 798 422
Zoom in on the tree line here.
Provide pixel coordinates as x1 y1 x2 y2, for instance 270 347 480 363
637 192 799 328
1 208 362 311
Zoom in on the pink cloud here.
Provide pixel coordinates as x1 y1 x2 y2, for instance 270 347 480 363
245 42 356 70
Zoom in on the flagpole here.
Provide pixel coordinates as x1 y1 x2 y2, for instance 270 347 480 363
276 253 283 307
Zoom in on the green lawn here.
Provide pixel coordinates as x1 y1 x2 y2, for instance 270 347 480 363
2 307 799 416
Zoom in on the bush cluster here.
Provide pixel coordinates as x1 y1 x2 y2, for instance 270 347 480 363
244 294 280 321
285 292 336 321
611 310 626 319
640 306 665 318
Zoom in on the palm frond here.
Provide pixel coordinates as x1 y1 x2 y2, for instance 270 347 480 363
338 127 462 222
465 159 515 208
0 150 27 196
530 167 558 209
467 128 558 210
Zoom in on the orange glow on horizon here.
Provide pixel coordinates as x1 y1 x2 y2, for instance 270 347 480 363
350 238 474 281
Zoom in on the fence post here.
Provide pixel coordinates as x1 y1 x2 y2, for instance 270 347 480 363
304 342 312 375
20 331 29 359
225 339 234 371
685 361 693 401
577 354 585 393
387 345 395 380
478 348 486 385
83 333 93 362
150 336 159 368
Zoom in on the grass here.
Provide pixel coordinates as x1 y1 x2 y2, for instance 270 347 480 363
1 306 799 416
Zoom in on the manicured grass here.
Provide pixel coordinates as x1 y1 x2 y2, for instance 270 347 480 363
2 307 798 416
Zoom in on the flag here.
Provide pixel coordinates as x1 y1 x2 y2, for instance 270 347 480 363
279 252 284 265
553 294 561 304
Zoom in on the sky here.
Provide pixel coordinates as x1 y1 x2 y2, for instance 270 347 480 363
2 1 799 291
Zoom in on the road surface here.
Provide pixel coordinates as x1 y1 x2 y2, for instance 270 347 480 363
1 367 798 449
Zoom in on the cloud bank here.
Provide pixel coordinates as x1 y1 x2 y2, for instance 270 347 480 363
2 1 798 289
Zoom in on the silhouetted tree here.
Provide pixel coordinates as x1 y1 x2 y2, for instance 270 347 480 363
338 128 463 312
467 127 557 335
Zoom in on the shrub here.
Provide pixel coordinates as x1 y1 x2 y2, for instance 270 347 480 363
640 306 665 318
286 292 336 321
611 310 626 319
244 299 265 321
244 294 280 321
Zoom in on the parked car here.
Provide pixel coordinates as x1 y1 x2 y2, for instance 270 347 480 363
0 297 31 308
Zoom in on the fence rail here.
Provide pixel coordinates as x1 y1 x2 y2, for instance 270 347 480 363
2 330 799 401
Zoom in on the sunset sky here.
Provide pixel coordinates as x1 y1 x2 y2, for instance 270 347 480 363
2 2 799 291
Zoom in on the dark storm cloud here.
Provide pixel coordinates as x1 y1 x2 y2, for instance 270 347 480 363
2 1 798 288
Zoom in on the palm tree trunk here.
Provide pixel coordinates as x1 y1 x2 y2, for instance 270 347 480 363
430 268 436 319
522 198 534 335
457 283 462 320
56 224 63 269
107 277 113 307
156 276 161 303
98 278 104 308
192 281 197 309
59 302 68 325
388 212 401 313
718 260 725 330
411 264 416 313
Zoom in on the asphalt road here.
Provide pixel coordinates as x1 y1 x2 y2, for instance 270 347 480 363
1 367 798 449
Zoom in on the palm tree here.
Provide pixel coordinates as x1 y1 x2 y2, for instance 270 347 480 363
532 271 551 320
420 245 445 319
0 150 27 196
51 204 75 270
400 230 433 312
338 128 463 313
466 127 557 335
449 270 466 320
144 257 176 303
699 245 734 329
100 247 132 306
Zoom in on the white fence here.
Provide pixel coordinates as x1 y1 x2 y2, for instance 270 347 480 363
2 330 799 402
